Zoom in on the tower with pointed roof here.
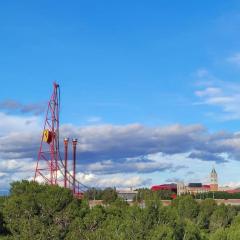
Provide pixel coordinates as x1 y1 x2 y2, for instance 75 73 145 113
210 167 218 191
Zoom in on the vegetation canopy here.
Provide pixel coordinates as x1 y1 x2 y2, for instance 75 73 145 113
0 181 240 239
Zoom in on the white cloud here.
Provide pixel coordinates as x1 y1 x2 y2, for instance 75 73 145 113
0 159 34 172
222 181 240 189
0 158 35 189
194 72 240 120
195 87 222 97
76 172 151 188
0 112 41 134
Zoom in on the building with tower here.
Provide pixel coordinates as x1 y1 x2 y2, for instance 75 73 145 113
152 167 240 198
210 167 218 192
176 167 219 195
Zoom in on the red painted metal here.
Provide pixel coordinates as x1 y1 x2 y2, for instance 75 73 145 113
34 82 88 197
64 138 69 188
34 82 60 185
72 138 77 194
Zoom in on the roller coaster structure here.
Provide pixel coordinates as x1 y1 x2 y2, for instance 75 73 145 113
34 82 88 197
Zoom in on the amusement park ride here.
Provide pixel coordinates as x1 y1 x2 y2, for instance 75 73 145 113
34 82 88 197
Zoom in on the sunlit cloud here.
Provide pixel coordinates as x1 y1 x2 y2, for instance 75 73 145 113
194 71 240 120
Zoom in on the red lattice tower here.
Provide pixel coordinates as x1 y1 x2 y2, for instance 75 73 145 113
34 82 88 197
34 82 60 185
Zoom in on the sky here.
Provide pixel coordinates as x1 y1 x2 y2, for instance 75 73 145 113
1 0 240 191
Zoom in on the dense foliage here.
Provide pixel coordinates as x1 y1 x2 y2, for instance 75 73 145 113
195 191 240 200
84 187 118 203
1 181 240 239
135 188 175 201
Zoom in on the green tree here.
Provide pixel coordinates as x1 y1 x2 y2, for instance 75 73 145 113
102 188 118 204
209 228 227 240
183 220 202 240
173 195 199 221
0 196 8 236
3 181 240 239
225 214 240 239
3 181 84 240
120 205 146 240
209 204 236 232
143 191 163 231
84 188 103 200
197 199 217 230
149 225 176 240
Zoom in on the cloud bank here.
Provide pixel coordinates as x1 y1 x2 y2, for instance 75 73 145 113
1 109 240 189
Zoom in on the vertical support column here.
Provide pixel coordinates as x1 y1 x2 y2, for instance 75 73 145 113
64 138 69 188
72 138 78 194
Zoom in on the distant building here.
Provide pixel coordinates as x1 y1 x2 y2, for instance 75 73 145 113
177 168 219 195
210 167 218 191
187 183 210 195
177 182 186 196
151 184 177 193
177 182 210 195
151 168 223 196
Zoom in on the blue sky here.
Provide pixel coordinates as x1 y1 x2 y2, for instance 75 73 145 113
1 1 240 190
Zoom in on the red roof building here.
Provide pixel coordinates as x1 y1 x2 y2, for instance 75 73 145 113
151 184 177 193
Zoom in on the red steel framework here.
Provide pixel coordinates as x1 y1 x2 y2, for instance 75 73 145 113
64 138 69 188
34 82 88 197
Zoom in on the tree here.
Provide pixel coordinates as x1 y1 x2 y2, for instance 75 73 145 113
209 228 227 240
3 181 240 239
209 204 236 232
196 192 240 200
149 225 176 240
135 188 175 202
162 206 180 226
197 199 217 230
183 220 202 240
84 188 103 200
173 195 199 221
225 214 240 239
120 205 146 240
102 188 118 204
3 181 84 239
84 187 118 204
0 196 8 236
105 198 129 218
